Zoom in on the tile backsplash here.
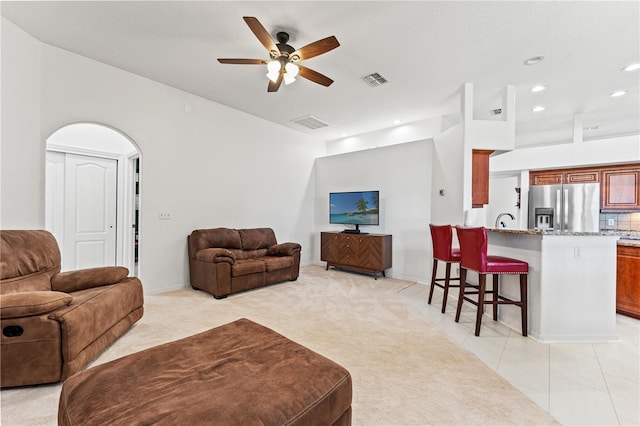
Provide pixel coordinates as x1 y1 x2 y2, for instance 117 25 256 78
600 212 640 232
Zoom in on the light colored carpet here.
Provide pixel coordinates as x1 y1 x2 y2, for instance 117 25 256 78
1 265 558 425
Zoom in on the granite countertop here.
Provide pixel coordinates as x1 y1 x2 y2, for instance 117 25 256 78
618 238 640 248
486 228 640 247
486 228 617 237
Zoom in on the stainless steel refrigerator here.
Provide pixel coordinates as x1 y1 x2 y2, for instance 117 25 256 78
528 183 600 232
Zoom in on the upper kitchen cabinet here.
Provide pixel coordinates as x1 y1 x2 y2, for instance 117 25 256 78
601 165 640 211
530 166 599 185
530 171 563 185
472 149 493 208
531 164 640 211
566 169 600 184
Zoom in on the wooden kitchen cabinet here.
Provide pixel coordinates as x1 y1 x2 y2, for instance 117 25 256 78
472 150 493 208
530 166 599 185
617 244 640 319
601 165 640 210
530 164 640 211
566 169 599 184
321 232 392 279
531 171 563 185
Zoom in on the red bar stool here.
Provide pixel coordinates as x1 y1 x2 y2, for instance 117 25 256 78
428 224 461 313
454 226 528 336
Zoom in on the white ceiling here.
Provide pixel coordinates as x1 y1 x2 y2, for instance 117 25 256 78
2 1 639 147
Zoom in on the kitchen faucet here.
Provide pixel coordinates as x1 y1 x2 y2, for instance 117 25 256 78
495 212 515 228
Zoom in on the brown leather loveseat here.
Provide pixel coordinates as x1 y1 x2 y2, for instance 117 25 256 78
0 230 144 388
188 228 301 299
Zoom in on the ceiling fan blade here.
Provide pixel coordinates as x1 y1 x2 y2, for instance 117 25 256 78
291 36 340 61
243 16 279 55
267 72 283 92
217 58 267 65
297 65 334 87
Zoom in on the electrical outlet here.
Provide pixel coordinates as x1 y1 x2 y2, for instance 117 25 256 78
607 218 615 226
158 211 172 220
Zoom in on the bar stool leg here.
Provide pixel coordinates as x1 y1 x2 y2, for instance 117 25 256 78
441 262 452 313
428 259 438 304
492 274 499 321
520 274 528 336
455 268 467 322
475 274 487 336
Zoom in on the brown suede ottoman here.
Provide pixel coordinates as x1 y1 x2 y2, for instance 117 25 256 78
58 318 352 426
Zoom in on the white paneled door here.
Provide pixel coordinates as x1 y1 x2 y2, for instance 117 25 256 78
63 154 117 270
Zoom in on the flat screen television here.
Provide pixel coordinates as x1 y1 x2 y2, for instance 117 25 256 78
329 190 379 233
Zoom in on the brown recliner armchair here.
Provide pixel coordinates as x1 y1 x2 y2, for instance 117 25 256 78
0 230 144 388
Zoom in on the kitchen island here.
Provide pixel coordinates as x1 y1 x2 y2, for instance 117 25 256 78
484 228 619 342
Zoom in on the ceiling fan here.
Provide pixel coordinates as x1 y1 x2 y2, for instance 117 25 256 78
217 17 340 92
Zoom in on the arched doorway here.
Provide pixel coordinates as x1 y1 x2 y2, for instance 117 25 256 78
45 123 141 276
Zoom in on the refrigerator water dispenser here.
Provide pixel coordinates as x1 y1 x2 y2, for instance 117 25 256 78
534 207 554 230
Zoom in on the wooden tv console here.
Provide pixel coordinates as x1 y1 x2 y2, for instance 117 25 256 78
320 232 392 279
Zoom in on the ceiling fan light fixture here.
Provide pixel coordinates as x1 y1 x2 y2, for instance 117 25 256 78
266 60 281 82
283 73 296 85
219 17 339 92
285 62 299 77
266 71 279 83
267 60 281 73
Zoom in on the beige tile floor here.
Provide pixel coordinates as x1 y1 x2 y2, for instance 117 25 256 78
398 282 640 426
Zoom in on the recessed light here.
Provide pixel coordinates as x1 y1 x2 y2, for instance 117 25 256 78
584 125 601 131
393 120 402 125
531 85 547 93
609 90 627 97
622 63 640 72
524 56 545 66
532 105 546 112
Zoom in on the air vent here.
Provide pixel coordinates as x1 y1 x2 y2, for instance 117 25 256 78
291 115 329 130
362 72 388 87
490 108 502 116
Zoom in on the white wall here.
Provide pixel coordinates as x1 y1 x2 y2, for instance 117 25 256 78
314 140 432 282
490 135 640 173
2 18 325 294
463 84 516 153
429 84 518 229
430 124 465 227
487 175 521 229
1 18 43 228
326 116 443 156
